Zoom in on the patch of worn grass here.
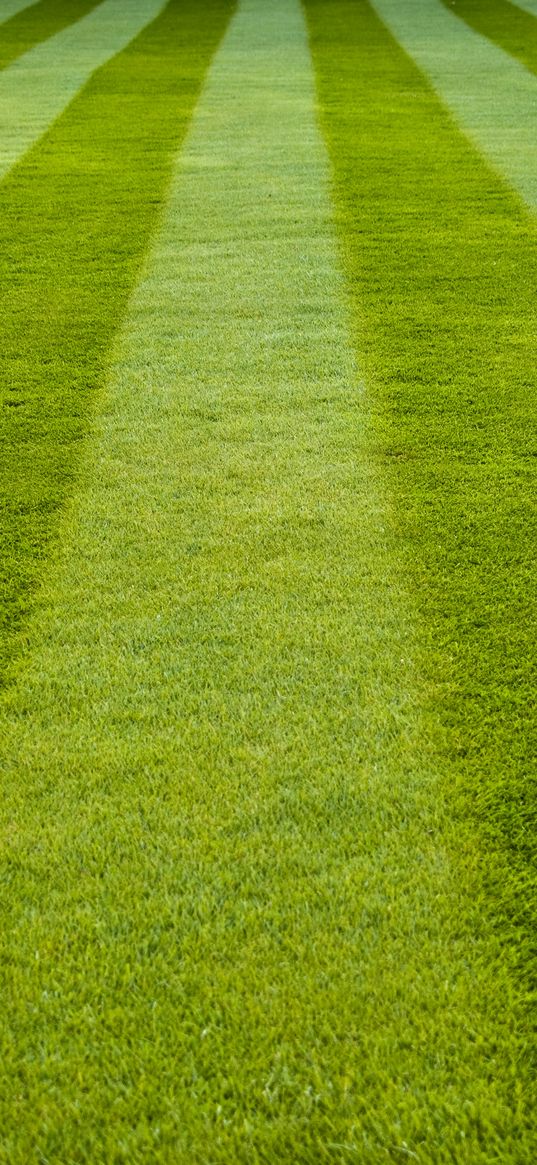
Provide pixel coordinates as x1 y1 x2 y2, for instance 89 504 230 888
0 0 533 1160
0 0 100 70
0 0 235 681
305 0 535 1101
442 0 537 75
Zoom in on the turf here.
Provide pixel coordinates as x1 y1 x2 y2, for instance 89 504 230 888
0 0 234 682
441 0 537 76
305 0 536 1132
514 0 537 15
0 1 40 26
0 0 534 1160
0 0 101 71
372 0 537 213
0 0 166 184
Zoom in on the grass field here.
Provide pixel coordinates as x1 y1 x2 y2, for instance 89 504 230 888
441 0 537 74
0 0 535 1161
0 0 101 71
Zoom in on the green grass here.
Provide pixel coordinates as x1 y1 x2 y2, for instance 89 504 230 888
372 0 537 214
0 0 534 1160
0 0 168 185
0 0 235 682
0 0 100 70
0 1 41 27
305 0 536 1116
441 0 537 75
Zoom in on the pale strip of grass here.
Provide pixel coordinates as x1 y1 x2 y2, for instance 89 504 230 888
0 0 530 1159
512 0 537 13
0 0 38 24
372 0 537 213
0 0 102 72
0 0 165 183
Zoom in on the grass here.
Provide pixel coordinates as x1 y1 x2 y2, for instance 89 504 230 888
0 0 534 1160
0 0 235 682
306 0 536 1131
0 0 167 185
372 0 537 214
0 1 42 28
0 0 100 71
441 0 537 76
515 0 537 16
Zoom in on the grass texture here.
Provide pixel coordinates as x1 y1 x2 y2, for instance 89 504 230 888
0 1 40 27
0 0 234 681
442 0 537 76
0 0 533 1160
515 0 537 15
306 0 536 1139
0 0 101 71
372 0 537 213
0 0 166 184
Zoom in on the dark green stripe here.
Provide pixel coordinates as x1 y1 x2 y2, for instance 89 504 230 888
304 0 536 1062
440 0 537 76
0 0 100 71
0 0 236 682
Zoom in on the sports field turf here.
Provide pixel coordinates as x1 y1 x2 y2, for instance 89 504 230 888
0 0 535 1161
0 0 101 72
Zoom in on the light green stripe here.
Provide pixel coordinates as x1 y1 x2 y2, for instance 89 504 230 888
372 0 537 212
0 0 36 24
512 0 537 13
0 0 165 182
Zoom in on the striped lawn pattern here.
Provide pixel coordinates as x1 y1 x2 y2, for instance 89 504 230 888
372 0 537 212
0 0 535 1160
305 0 536 1046
0 0 166 182
0 0 101 72
0 0 512 1157
0 0 233 681
441 0 537 76
0 0 38 23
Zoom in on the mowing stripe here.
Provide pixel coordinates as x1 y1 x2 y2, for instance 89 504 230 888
0 0 529 1159
0 0 166 183
0 0 236 683
0 0 37 23
305 0 536 1144
371 0 537 213
0 0 102 72
439 0 537 77
512 0 537 13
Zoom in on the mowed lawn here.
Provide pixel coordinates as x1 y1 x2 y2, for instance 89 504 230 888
0 1 535 1162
